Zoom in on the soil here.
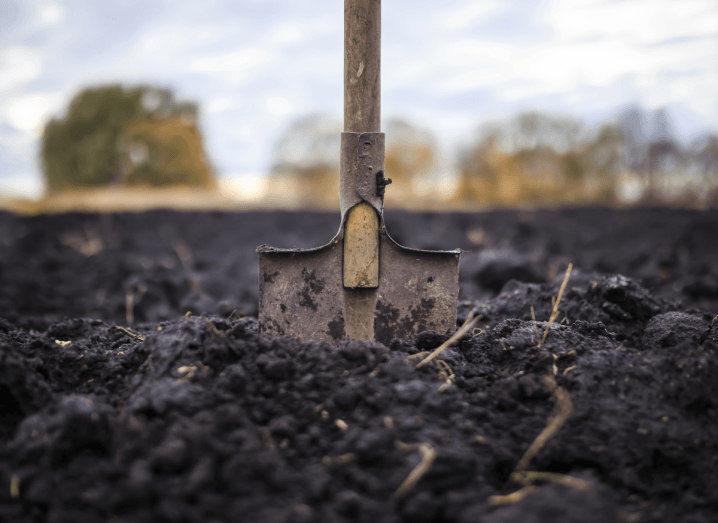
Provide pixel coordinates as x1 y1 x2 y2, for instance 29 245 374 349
0 207 717 522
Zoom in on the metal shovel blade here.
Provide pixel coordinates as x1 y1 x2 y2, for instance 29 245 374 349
258 226 459 346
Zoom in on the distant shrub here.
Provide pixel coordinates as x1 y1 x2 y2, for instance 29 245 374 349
455 112 624 206
41 85 214 191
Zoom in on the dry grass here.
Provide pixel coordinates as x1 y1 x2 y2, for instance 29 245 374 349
113 325 145 341
512 374 573 474
538 263 573 348
10 475 20 498
415 311 482 369
488 374 585 505
392 441 437 499
322 453 356 466
513 470 592 492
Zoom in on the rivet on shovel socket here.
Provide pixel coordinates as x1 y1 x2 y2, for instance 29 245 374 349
257 0 460 345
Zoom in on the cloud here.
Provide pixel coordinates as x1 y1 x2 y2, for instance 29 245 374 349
536 0 718 106
441 1 502 31
546 0 718 44
263 94 294 117
0 46 43 92
39 3 64 26
5 93 56 133
188 47 274 86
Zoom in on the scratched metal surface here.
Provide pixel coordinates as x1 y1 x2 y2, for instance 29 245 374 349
258 227 459 345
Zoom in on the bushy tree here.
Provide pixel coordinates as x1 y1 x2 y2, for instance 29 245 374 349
383 118 441 205
268 114 342 207
41 85 213 191
455 111 624 206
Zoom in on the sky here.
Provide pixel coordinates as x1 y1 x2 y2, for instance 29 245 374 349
1 0 717 197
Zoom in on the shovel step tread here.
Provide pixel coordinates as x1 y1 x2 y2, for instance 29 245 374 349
343 202 380 288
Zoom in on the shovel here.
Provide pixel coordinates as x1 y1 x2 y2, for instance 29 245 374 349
257 0 460 345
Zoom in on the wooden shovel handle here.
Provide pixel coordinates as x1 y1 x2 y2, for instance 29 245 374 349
343 0 381 289
344 0 381 134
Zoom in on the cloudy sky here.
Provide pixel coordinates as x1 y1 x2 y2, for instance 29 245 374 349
1 0 717 197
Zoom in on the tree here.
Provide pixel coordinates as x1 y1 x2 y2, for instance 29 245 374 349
41 85 213 191
693 135 718 205
268 114 342 208
383 118 441 205
455 112 624 206
473 111 587 155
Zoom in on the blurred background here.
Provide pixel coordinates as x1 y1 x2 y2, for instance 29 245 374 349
1 0 717 212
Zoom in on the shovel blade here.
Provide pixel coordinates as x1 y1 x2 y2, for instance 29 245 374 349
258 233 459 346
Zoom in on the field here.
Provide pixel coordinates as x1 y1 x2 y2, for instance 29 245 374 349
0 207 717 522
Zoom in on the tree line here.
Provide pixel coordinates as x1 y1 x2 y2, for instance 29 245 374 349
42 85 718 207
269 110 718 208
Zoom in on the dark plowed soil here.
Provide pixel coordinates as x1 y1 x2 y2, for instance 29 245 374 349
0 208 717 522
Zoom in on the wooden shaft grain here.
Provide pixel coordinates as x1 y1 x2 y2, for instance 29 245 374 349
343 0 381 293
344 0 380 133
342 0 381 340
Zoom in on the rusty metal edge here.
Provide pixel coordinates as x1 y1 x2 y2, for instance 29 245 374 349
256 208 461 258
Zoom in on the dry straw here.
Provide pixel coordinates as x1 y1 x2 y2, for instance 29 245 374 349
538 263 573 348
392 441 437 499
512 374 573 473
113 325 144 341
488 374 589 505
416 311 482 369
